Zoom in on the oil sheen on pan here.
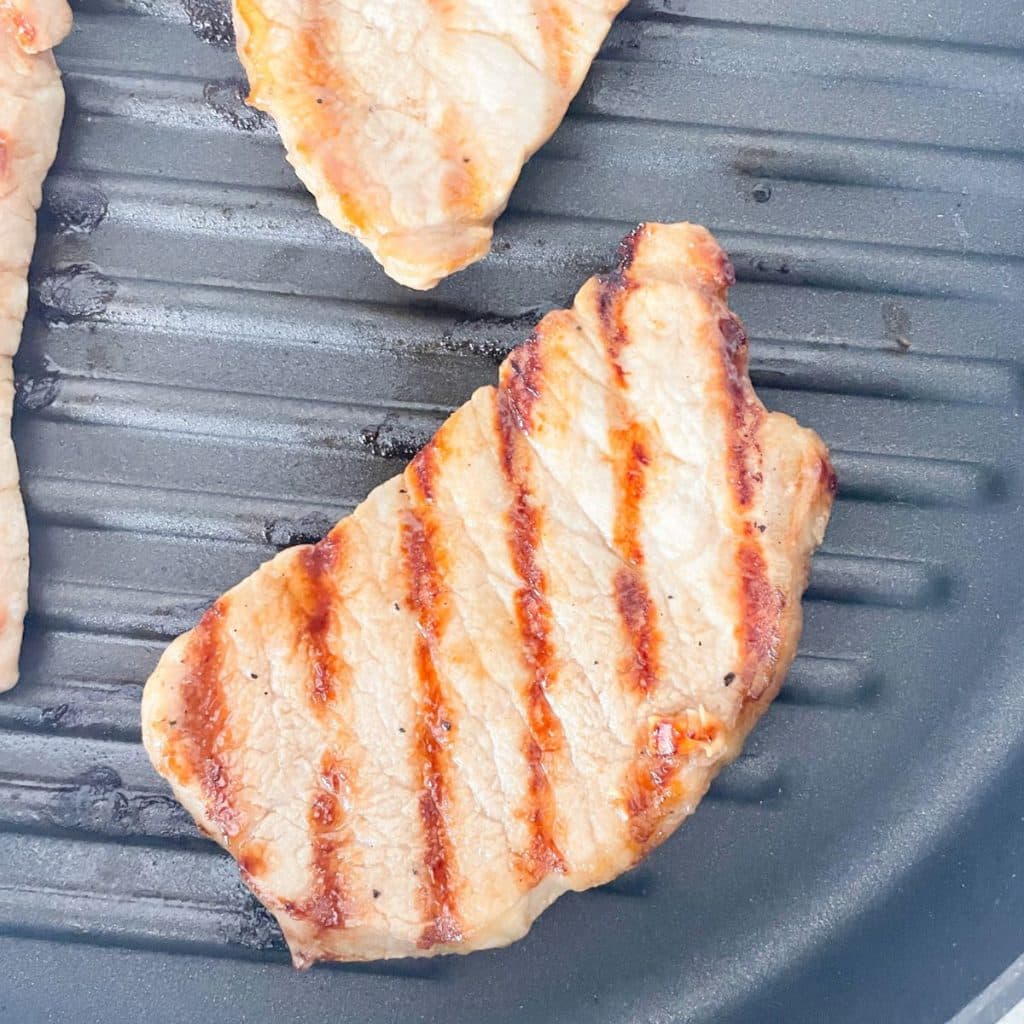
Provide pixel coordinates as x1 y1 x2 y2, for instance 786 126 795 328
141 223 836 967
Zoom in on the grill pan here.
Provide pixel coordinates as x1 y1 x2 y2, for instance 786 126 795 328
3 0 1024 1021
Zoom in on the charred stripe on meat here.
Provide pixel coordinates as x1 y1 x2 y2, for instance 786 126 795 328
496 339 568 884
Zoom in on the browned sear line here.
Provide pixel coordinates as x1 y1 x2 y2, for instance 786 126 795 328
496 356 568 884
598 251 664 698
715 312 784 699
503 333 545 428
718 314 764 510
172 600 244 841
283 528 360 930
402 456 462 948
625 712 722 847
284 752 354 932
735 536 784 700
297 531 344 710
612 564 660 695
532 0 576 89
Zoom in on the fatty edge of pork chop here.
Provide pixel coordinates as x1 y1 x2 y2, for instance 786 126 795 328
0 0 72 691
231 0 629 290
142 223 836 966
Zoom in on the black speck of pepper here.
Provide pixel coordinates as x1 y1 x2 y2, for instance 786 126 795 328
249 672 258 680
757 524 767 533
724 672 736 686
393 602 400 612
372 889 381 899
398 727 405 734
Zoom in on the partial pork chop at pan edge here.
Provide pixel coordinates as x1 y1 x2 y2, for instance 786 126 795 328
141 222 835 967
232 0 629 289
0 0 72 691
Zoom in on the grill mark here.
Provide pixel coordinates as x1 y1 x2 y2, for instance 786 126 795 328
819 454 839 496
297 532 344 710
284 752 353 934
715 314 785 699
278 528 360 935
615 222 644 272
495 366 567 884
599 227 643 387
598 259 663 697
718 315 764 509
533 0 576 89
438 107 487 220
713 248 737 291
174 600 242 840
736 535 784 700
238 842 268 881
612 566 660 695
402 460 462 948
409 437 440 504
234 0 372 233
503 333 545 431
610 423 650 568
624 712 722 848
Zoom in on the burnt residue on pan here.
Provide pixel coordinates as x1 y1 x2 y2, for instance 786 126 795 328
33 265 116 324
231 891 287 952
439 310 548 363
203 79 269 132
18 766 203 844
180 0 235 48
41 178 108 235
14 346 63 412
360 416 429 460
15 370 62 412
262 513 337 550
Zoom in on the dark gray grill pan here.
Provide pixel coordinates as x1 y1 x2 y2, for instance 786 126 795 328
2 1 1023 1021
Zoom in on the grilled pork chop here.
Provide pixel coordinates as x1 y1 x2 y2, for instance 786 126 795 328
142 223 835 965
232 0 628 289
0 0 71 690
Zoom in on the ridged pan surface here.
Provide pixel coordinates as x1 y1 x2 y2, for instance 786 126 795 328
2 1 1023 1022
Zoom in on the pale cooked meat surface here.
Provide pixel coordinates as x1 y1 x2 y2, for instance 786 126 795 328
232 0 628 289
0 0 71 691
142 223 836 966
